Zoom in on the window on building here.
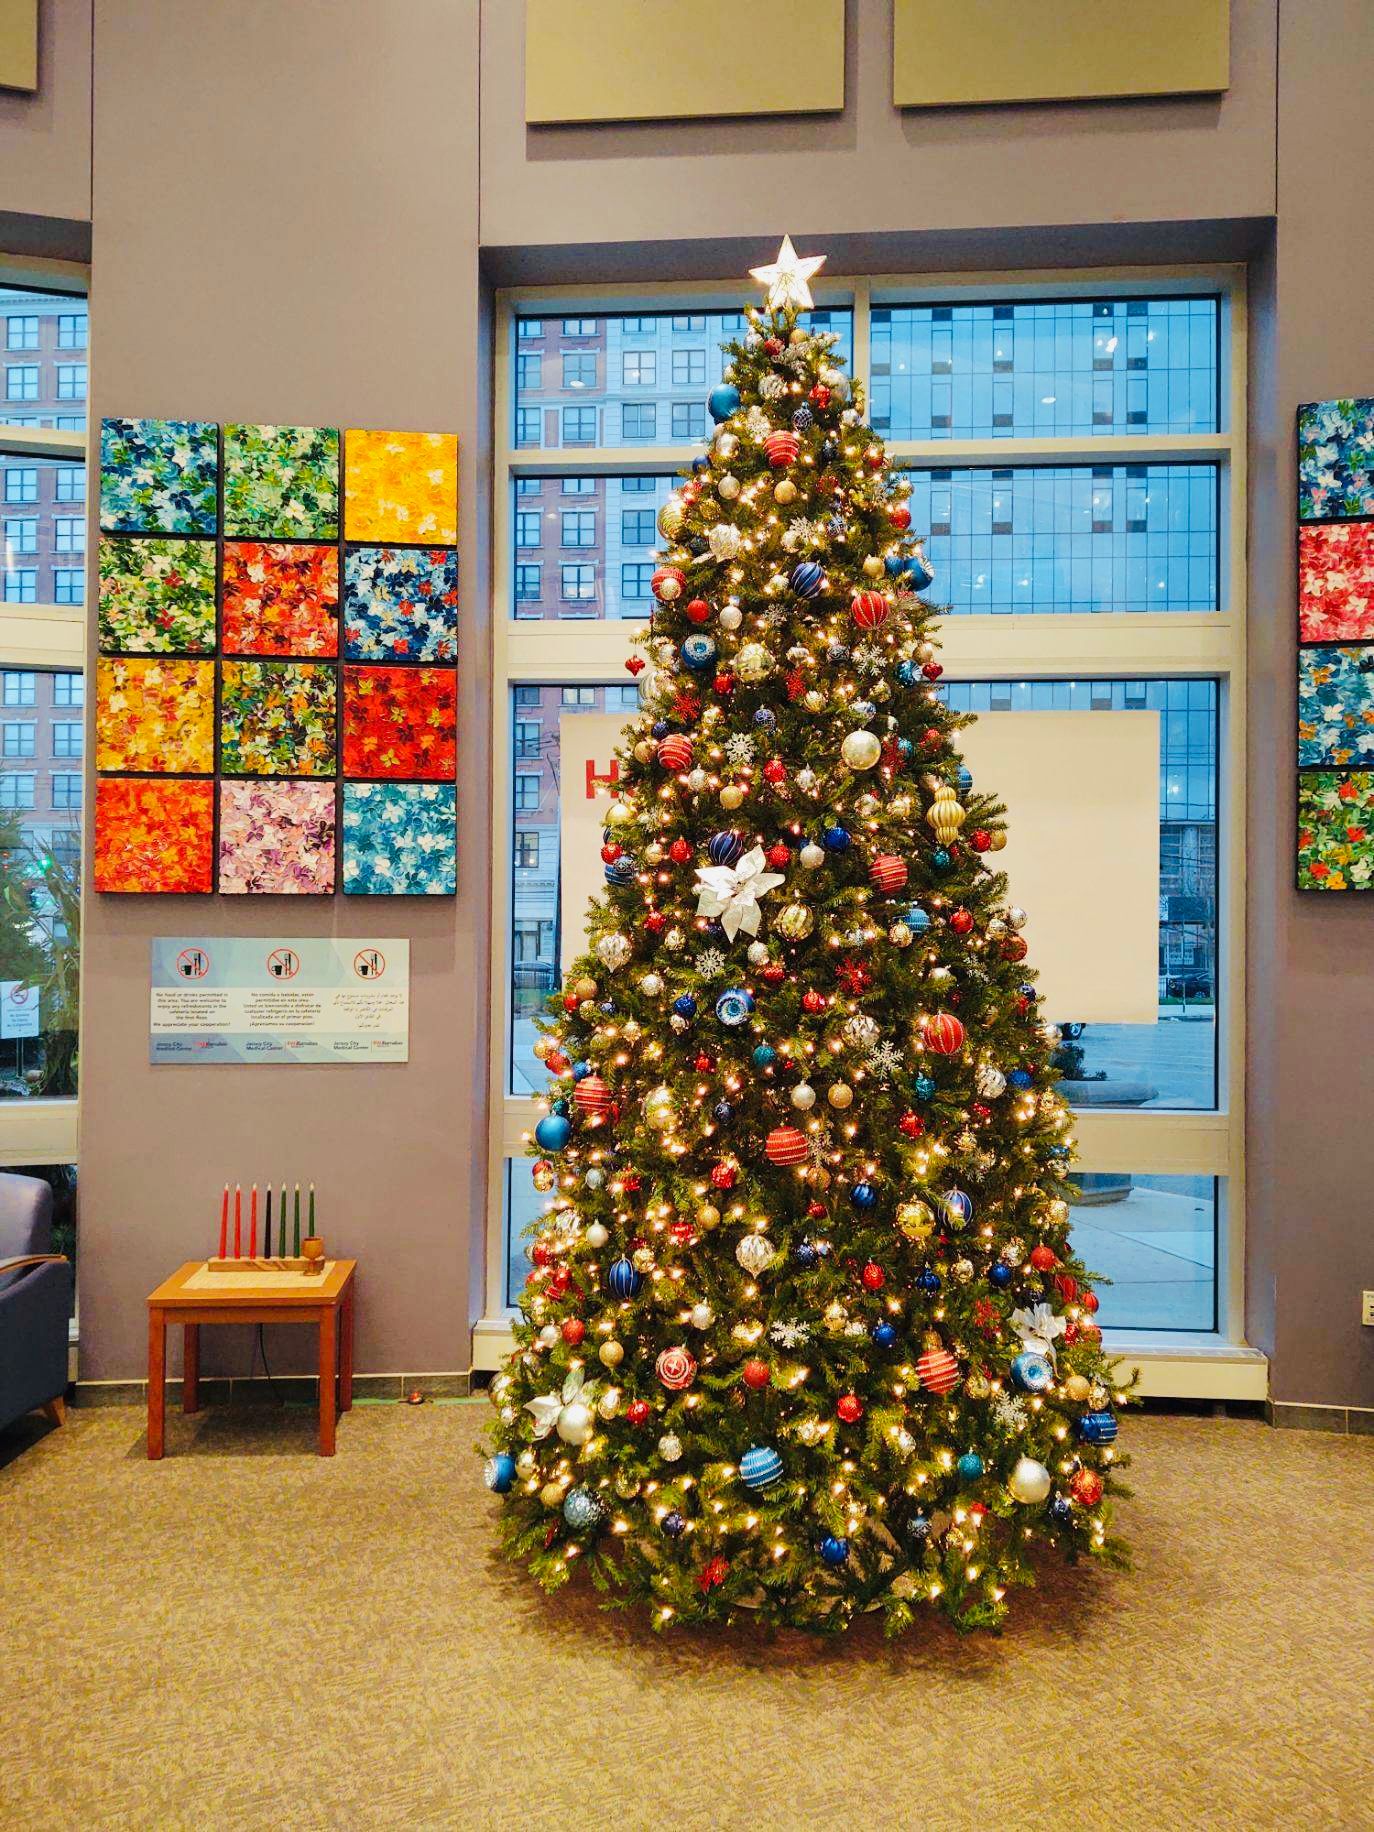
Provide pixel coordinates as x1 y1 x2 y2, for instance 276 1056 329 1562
0 773 35 811
515 407 541 448
514 562 541 603
671 314 706 332
3 466 37 504
51 773 81 811
623 351 656 387
561 510 595 548
620 475 658 493
560 563 596 602
514 774 540 812
621 509 656 546
622 403 656 441
516 353 542 391
561 687 596 708
515 510 542 549
3 570 36 603
52 721 82 758
672 348 706 386
6 316 38 350
562 319 597 336
5 367 38 403
3 671 36 706
563 354 597 390
56 364 86 402
622 317 654 335
53 672 82 707
52 570 84 605
3 722 35 757
562 477 595 495
621 562 654 601
57 313 86 349
515 477 542 499
562 405 596 445
54 416 83 433
4 518 36 554
515 832 540 870
518 319 543 340
53 517 84 555
514 686 541 708
54 466 83 503
514 720 541 761
671 402 706 441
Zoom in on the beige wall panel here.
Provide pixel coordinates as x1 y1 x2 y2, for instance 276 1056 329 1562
525 0 844 124
0 0 91 226
0 0 37 92
894 0 1229 108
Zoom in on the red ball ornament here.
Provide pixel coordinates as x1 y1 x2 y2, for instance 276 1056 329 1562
898 1110 924 1138
1080 1321 1103 1345
694 1051 716 1072
889 504 912 531
764 429 801 469
915 1345 960 1395
861 1261 885 1291
645 910 668 934
801 989 828 1015
806 1200 827 1219
600 843 622 864
560 1318 586 1346
545 1049 570 1074
685 597 712 625
762 758 787 786
713 672 736 696
765 1125 810 1167
1081 1290 1100 1314
1002 936 1029 963
949 908 974 935
710 1160 738 1190
656 1346 698 1391
764 336 784 356
765 840 791 869
1069 1468 1104 1506
921 727 942 749
563 993 580 1013
808 382 832 407
742 1359 771 1390
863 445 884 471
670 1218 697 1244
621 1172 642 1193
922 1011 966 1055
759 962 786 989
869 854 909 895
668 838 693 865
651 565 686 602
836 1393 864 1423
573 1073 613 1118
626 1399 651 1427
531 1243 553 1268
1054 1272 1079 1304
970 829 992 852
1029 1244 1057 1272
656 734 694 773
850 590 890 631
547 1268 570 1299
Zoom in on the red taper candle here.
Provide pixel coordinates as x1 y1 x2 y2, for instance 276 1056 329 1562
233 1183 242 1258
249 1184 258 1259
219 1183 228 1259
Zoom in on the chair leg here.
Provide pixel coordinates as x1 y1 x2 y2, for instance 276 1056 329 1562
40 1396 66 1427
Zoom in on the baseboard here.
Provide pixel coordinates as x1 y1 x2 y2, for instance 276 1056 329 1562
1267 1400 1374 1434
72 1370 473 1406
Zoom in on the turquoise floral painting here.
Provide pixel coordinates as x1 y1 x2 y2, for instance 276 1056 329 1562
343 546 459 662
223 423 340 540
99 418 218 534
341 782 456 895
1298 399 1374 522
1298 644 1374 767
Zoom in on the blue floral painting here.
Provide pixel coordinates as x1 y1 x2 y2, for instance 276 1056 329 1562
99 418 219 534
1298 643 1374 767
341 782 456 895
1298 399 1374 522
343 546 459 662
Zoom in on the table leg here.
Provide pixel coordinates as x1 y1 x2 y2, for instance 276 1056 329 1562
318 1304 337 1456
147 1310 166 1459
182 1323 200 1414
340 1285 354 1413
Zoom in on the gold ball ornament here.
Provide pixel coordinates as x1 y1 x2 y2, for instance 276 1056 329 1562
803 690 826 714
573 976 598 1001
774 479 798 506
890 921 913 948
896 1200 935 1242
776 901 815 940
863 555 885 579
988 829 1008 852
599 1340 625 1368
718 473 741 501
827 1081 854 1110
541 1482 566 1509
720 784 746 810
1064 1373 1092 1402
697 1203 721 1230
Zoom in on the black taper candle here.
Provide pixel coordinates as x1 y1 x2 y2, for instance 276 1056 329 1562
263 1184 273 1258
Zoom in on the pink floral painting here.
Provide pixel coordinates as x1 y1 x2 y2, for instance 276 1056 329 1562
218 780 337 894
1298 521 1374 642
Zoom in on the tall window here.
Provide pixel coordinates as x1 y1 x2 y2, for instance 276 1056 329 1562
492 271 1245 1378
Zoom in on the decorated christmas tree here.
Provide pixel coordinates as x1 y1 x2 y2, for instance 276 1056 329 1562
485 240 1131 1634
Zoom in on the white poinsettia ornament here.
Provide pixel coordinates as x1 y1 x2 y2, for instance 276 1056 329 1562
693 845 785 942
1010 1301 1068 1364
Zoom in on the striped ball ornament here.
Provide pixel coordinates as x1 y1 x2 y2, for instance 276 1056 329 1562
656 1346 698 1392
922 1011 966 1055
915 1345 960 1395
607 1256 642 1299
740 1444 784 1490
572 1073 613 1117
765 1124 811 1166
869 853 909 895
850 590 890 630
789 561 827 599
656 733 694 773
1076 1410 1119 1445
764 430 801 468
651 565 686 602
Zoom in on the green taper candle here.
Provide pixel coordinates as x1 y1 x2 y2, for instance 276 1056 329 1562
293 1183 301 1256
309 1183 315 1232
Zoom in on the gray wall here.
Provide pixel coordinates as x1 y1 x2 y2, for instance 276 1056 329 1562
3 0 1372 1405
0 0 91 251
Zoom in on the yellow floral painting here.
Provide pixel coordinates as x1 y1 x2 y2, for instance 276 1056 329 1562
95 657 215 774
344 429 458 544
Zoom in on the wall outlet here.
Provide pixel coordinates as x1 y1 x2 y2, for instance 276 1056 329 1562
1363 1291 1374 1327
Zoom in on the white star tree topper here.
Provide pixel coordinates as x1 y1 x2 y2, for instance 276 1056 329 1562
750 235 827 313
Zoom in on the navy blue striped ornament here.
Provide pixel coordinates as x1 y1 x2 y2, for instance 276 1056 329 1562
790 560 826 598
607 1256 642 1299
739 1444 784 1490
819 1536 849 1566
1077 1410 1118 1445
604 857 635 886
708 830 746 867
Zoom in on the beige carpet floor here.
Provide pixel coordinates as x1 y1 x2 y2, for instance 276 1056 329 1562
3 1401 1372 1831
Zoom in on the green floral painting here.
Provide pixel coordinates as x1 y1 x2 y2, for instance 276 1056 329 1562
98 537 217 654
1297 771 1374 890
223 423 340 540
219 660 337 777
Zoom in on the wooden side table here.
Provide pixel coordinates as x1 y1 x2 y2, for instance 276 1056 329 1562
146 1259 356 1458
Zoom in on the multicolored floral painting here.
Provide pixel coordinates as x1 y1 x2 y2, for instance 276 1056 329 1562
1298 399 1374 522
99 418 218 535
1298 645 1374 766
95 658 215 774
222 542 339 657
98 537 217 654
342 666 456 779
220 661 337 776
343 430 458 544
223 424 340 540
93 778 215 892
218 780 336 894
1297 772 1374 890
1298 520 1374 641
341 782 456 895
343 546 458 661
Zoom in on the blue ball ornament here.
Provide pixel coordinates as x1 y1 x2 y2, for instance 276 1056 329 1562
1048 1143 1072 1161
752 1043 777 1069
607 1256 643 1300
918 1266 942 1295
823 824 851 852
896 738 914 763
884 554 906 577
931 847 952 872
1049 1495 1074 1525
872 1321 898 1349
943 1189 973 1225
673 994 698 1019
739 1444 784 1491
957 765 973 792
713 1100 736 1126
850 1182 878 1211
562 1486 605 1531
680 633 718 673
484 1453 517 1494
1011 1350 1055 1394
820 437 839 462
792 405 814 433
1008 1068 1034 1090
691 455 710 473
753 706 777 730
905 550 936 592
534 1113 571 1152
956 1452 984 1482
708 830 746 867
651 720 669 740
604 857 634 886
661 1510 687 1538
794 1241 819 1268
790 561 826 599
715 987 755 1027
819 1536 850 1566
896 660 919 687
572 1060 591 1080
904 905 930 934
1077 1410 1119 1446
913 1073 936 1101
708 382 741 423
989 1262 1014 1290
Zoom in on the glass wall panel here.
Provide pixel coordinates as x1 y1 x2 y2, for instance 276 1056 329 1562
1072 1173 1218 1333
0 287 88 434
511 474 676 620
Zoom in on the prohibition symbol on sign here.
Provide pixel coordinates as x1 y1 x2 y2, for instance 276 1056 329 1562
176 948 211 979
267 947 300 981
7 986 29 1006
353 949 386 979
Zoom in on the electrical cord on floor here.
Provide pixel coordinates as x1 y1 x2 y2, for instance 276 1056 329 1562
252 1324 286 1405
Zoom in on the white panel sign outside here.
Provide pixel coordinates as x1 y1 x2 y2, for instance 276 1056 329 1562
0 981 40 1040
558 710 1159 1026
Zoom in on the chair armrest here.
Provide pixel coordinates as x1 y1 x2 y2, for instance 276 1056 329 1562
0 1254 68 1276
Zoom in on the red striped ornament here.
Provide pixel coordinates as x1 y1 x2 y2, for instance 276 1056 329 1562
656 1346 698 1391
764 430 801 469
651 565 686 602
922 1012 966 1055
656 734 694 773
915 1346 959 1395
764 1125 811 1166
869 854 909 894
850 590 890 630
573 1074 614 1117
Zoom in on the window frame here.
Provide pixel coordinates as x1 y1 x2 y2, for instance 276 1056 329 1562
483 265 1252 1399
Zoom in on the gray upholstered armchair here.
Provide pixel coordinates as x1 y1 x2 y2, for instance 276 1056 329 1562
0 1172 71 1434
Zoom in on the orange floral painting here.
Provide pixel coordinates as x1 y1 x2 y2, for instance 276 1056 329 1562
222 542 339 657
95 657 215 774
94 778 215 892
342 665 457 779
343 430 458 544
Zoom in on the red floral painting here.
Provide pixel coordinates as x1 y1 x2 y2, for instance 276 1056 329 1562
342 666 457 779
93 778 215 893
1298 521 1374 642
222 542 340 656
